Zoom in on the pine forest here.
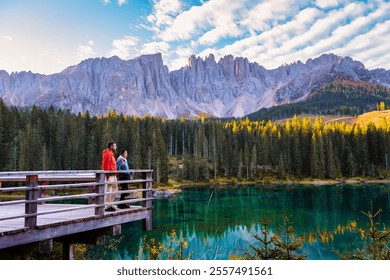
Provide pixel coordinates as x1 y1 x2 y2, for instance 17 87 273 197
1 98 389 185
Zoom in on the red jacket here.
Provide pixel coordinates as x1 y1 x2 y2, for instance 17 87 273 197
102 149 117 176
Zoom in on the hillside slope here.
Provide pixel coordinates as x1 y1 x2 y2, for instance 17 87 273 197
354 110 390 126
246 78 390 121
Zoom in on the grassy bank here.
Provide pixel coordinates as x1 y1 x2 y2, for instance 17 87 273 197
155 174 390 191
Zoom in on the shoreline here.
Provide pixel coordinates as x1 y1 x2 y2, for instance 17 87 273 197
155 177 390 192
2 178 388 199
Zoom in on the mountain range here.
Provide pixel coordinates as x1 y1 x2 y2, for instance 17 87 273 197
0 53 389 119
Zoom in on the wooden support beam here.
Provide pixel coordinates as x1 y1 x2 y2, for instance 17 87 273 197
95 173 105 216
25 175 39 229
54 225 122 245
104 224 122 236
62 242 75 260
38 239 53 254
142 171 153 231
143 210 153 231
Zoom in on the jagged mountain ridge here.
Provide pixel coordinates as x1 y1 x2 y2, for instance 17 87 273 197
0 53 389 118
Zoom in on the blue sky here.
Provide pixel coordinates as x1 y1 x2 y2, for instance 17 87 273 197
0 0 389 74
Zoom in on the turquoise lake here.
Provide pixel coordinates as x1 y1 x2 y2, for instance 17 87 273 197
83 184 390 260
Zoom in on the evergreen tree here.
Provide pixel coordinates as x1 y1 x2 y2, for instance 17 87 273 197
249 145 257 180
337 206 390 260
278 154 286 179
273 217 307 260
244 217 280 260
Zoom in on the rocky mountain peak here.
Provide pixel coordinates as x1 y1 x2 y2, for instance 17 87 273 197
0 53 389 119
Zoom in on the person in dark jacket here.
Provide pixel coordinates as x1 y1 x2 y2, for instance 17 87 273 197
116 150 131 209
102 141 118 212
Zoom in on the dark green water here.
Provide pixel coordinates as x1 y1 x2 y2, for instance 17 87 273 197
85 184 390 260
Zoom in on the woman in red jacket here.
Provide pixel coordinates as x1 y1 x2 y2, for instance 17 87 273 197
102 141 118 212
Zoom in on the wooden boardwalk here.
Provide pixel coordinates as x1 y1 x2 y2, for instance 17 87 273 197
0 170 153 257
0 204 148 245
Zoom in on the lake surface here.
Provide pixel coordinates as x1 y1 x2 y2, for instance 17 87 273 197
83 184 390 260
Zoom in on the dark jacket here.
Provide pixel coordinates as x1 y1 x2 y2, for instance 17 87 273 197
116 155 130 180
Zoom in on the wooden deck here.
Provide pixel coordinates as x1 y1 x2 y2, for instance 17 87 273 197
0 170 153 256
0 204 150 249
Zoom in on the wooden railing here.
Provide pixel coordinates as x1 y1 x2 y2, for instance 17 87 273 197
0 170 153 231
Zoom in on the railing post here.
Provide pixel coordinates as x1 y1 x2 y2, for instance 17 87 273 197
95 172 105 216
25 175 39 229
88 184 95 205
142 171 153 231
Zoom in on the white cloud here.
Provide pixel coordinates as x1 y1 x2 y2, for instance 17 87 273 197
175 46 193 58
240 0 307 33
167 46 194 70
329 20 390 69
147 0 183 27
77 40 97 60
315 0 341 9
198 23 242 45
142 41 170 54
157 0 246 43
198 47 219 60
2 35 13 41
268 1 390 69
109 36 138 59
199 6 324 62
103 0 127 6
271 2 368 56
169 57 189 71
307 3 390 57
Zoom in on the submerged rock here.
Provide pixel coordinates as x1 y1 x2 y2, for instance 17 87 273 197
153 190 174 198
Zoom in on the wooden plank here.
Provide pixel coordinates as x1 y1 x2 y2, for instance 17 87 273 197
39 204 84 209
0 220 25 228
37 211 91 220
37 193 97 203
0 204 100 221
0 228 27 236
0 175 96 183
0 226 23 233
37 221 65 229
0 200 29 207
0 214 25 221
1 204 96 219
